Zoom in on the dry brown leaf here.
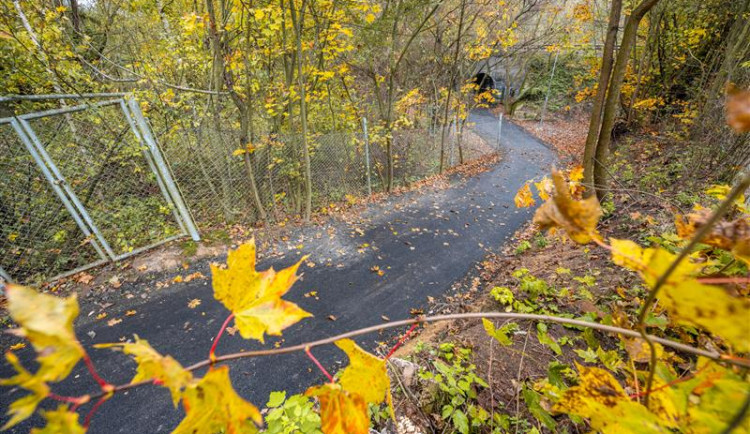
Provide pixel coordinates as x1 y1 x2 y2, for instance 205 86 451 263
727 84 750 133
533 170 602 244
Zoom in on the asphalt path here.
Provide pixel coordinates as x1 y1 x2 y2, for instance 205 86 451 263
1 109 555 432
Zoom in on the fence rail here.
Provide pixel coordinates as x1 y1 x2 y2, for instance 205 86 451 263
1 94 501 283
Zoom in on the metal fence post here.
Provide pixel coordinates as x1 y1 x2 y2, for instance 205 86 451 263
119 100 187 235
127 98 200 242
362 118 372 196
497 113 503 150
539 50 559 129
0 266 11 283
13 117 114 260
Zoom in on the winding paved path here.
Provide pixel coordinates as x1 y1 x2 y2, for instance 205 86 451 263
1 109 555 433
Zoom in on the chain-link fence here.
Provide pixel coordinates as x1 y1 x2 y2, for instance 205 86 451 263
1 94 500 283
1 96 199 284
154 113 499 229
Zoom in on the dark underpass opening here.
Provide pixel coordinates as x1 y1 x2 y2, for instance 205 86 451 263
472 72 495 94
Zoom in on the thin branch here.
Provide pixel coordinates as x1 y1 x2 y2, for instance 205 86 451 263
78 311 749 403
637 172 750 408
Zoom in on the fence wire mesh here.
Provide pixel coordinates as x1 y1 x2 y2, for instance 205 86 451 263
27 104 184 255
0 122 103 282
1 94 500 283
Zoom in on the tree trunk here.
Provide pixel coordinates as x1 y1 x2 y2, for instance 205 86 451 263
593 0 661 200
289 0 313 221
582 0 622 197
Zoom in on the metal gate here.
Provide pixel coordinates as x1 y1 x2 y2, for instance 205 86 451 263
0 95 199 284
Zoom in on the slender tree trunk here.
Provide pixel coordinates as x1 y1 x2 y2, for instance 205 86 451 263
289 0 313 221
439 0 466 174
582 0 622 197
593 0 661 200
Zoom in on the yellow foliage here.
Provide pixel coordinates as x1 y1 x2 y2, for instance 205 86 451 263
335 339 393 417
4 284 84 382
534 177 552 201
173 366 262 434
514 183 535 208
306 383 369 434
211 240 312 343
96 336 192 406
0 352 50 430
553 364 670 432
30 405 85 434
610 239 750 351
533 171 602 244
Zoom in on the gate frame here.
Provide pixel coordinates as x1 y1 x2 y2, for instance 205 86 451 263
0 93 200 284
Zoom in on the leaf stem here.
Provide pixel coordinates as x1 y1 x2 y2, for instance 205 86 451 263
305 346 334 383
209 313 235 362
83 394 110 429
82 351 110 390
385 323 418 360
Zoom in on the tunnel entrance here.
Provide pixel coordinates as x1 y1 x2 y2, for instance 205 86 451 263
472 73 495 94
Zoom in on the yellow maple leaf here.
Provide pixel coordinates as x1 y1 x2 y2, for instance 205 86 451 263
533 171 602 244
534 177 552 201
335 339 394 418
552 364 671 432
4 284 84 382
568 165 584 182
306 383 369 434
211 240 312 343
0 352 50 429
30 405 85 434
173 366 262 434
96 336 192 406
514 183 535 208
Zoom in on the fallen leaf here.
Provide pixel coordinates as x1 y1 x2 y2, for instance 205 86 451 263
328 315 337 321
125 310 136 317
107 318 122 327
96 313 107 320
9 343 26 351
187 299 201 309
76 273 94 285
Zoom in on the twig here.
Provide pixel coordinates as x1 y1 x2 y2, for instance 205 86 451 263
514 324 532 434
75 312 750 404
